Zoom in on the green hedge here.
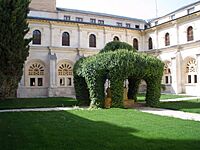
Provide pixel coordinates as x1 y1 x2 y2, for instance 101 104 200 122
74 44 164 108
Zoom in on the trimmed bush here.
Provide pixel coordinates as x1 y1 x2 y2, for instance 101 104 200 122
74 45 164 108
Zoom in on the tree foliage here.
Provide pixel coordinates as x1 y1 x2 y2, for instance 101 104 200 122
74 41 164 108
0 0 31 99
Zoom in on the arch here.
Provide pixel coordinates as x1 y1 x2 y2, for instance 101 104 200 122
113 36 120 41
89 34 96 48
165 33 170 46
187 26 193 41
185 58 197 84
163 61 172 84
57 61 73 87
62 32 70 46
32 30 41 45
148 37 153 50
26 60 46 86
133 38 138 50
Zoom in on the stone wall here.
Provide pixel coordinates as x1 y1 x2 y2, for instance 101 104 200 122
29 0 56 12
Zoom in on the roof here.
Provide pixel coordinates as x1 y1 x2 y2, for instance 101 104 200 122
56 7 146 23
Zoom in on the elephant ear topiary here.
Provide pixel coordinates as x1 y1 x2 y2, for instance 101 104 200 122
100 41 136 53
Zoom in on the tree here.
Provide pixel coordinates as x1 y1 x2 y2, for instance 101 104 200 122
0 0 31 99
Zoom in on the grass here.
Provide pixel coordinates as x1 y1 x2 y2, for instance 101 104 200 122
0 108 200 150
137 93 191 101
0 97 77 109
158 99 200 114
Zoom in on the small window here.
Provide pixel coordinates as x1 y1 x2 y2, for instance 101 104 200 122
64 16 70 21
170 76 172 84
117 22 122 27
113 36 119 41
133 38 138 50
187 26 193 41
148 37 153 50
89 34 96 48
60 78 65 86
76 17 83 22
144 25 147 29
170 14 175 20
67 77 72 86
98 20 104 25
126 23 131 28
90 18 96 24
165 33 170 46
38 78 43 86
165 76 169 84
135 25 140 29
187 7 194 14
155 21 158 25
194 75 197 83
62 32 70 46
32 30 41 45
188 75 192 83
30 78 36 86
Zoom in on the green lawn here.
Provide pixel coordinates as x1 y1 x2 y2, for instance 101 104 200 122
137 93 191 101
0 97 77 109
158 99 200 114
0 109 200 150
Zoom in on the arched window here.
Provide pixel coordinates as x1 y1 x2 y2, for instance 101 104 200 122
165 33 170 46
32 30 41 45
113 36 119 41
148 37 153 50
89 34 96 48
187 26 193 41
186 59 197 84
28 62 45 86
62 32 70 46
163 61 172 84
58 62 73 87
133 38 138 50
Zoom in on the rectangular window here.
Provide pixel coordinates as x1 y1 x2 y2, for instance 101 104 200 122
116 22 122 27
67 77 72 86
188 75 191 83
135 25 140 29
165 76 169 84
38 78 43 86
30 78 35 86
76 17 83 22
64 15 70 21
98 20 104 25
170 76 172 84
90 18 96 24
170 14 175 20
144 25 147 29
155 21 158 25
126 23 131 28
194 75 197 83
60 78 65 86
187 7 194 14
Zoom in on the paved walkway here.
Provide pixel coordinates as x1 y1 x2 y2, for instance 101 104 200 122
136 107 200 122
160 96 200 102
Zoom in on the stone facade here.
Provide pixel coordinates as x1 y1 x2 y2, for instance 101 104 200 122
17 0 200 98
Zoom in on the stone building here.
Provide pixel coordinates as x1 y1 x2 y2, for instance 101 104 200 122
17 0 200 97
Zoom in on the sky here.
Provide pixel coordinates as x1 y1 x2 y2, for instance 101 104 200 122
56 0 199 20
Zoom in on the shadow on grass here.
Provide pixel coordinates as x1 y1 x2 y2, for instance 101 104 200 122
0 110 200 150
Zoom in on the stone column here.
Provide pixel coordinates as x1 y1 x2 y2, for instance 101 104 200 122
196 54 200 96
48 52 57 97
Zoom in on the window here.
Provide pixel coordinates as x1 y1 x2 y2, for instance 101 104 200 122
170 14 175 20
58 62 73 87
28 62 45 87
117 22 122 27
187 26 193 41
165 33 170 46
126 23 131 28
32 30 41 45
113 36 119 41
89 34 96 48
62 32 70 46
90 18 96 24
135 25 140 29
155 21 158 25
186 59 197 84
187 7 194 14
144 25 147 29
163 61 172 84
98 20 104 25
76 17 83 22
148 37 153 50
133 38 138 50
64 15 70 21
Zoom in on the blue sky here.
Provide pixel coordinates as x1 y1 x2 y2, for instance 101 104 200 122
56 0 199 19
